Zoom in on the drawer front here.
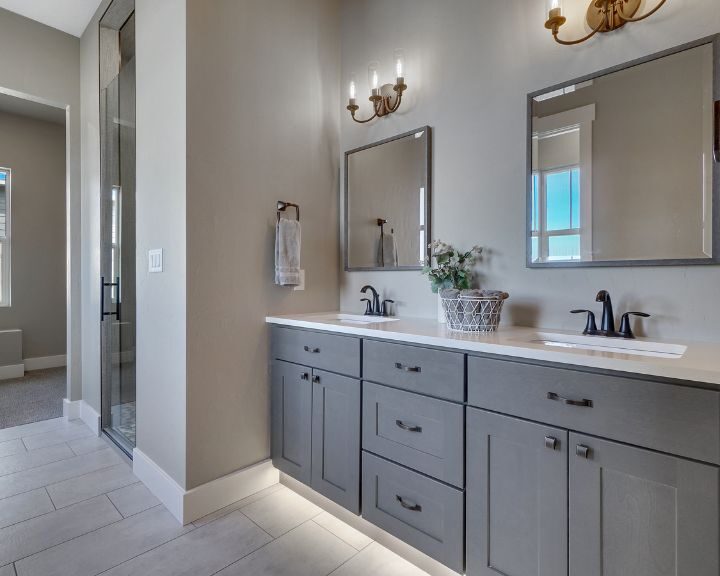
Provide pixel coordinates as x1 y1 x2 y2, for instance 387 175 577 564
468 356 720 465
363 382 464 487
272 326 360 377
362 452 464 573
363 340 465 402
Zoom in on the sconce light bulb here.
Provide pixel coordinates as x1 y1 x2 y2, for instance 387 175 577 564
368 62 380 93
372 70 379 89
547 0 563 17
394 49 406 81
349 78 356 100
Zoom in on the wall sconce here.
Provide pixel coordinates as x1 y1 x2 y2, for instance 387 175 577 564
545 0 667 46
347 50 408 124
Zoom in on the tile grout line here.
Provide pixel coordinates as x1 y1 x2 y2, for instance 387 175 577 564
0 444 111 483
234 510 275 540
310 518 364 573
44 487 57 511
0 455 126 506
191 484 283 528
11 502 169 570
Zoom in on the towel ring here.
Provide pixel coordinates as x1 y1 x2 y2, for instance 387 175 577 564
277 201 300 222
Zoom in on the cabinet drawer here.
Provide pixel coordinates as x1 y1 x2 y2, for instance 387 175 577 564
363 383 464 487
362 452 464 573
271 326 360 377
363 340 464 402
468 356 720 465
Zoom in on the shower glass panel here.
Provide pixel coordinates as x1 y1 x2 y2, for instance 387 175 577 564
100 2 136 455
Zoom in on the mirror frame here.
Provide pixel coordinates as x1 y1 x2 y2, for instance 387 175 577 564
526 34 720 268
344 126 432 272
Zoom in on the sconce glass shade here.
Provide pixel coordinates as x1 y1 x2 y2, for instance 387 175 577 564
349 74 357 100
368 61 380 92
546 0 563 18
394 49 405 82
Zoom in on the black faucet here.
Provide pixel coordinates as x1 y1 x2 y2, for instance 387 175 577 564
360 285 381 316
360 286 394 317
571 290 650 339
595 290 615 333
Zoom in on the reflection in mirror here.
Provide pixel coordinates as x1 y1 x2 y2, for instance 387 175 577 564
529 38 719 266
345 127 431 271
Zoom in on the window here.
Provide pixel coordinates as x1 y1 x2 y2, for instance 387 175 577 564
0 168 10 306
532 166 582 262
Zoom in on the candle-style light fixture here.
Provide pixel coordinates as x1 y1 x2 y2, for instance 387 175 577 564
347 50 408 124
545 0 667 46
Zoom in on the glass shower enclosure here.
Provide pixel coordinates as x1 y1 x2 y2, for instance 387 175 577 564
100 0 136 455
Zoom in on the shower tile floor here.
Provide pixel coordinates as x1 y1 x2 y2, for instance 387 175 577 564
0 417 431 576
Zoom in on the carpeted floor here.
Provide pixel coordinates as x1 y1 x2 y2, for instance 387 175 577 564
0 367 66 429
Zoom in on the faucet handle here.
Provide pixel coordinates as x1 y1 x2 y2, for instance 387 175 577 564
619 312 650 339
361 298 373 316
571 309 598 335
381 299 395 317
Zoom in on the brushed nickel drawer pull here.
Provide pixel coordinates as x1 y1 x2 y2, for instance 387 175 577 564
303 346 320 353
312 375 321 384
395 362 421 373
547 392 593 408
396 420 422 433
576 444 590 459
396 495 422 512
300 373 309 381
544 436 558 450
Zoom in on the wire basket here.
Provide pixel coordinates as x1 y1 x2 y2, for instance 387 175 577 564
441 296 506 332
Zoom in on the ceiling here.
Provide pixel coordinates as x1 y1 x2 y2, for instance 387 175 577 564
0 0 104 37
0 92 66 125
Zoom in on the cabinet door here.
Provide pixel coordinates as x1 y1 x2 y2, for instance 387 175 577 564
271 360 312 484
311 369 361 513
466 408 568 576
570 433 720 576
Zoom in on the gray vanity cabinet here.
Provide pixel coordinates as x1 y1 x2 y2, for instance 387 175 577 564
569 433 720 576
311 370 361 513
466 408 568 576
271 360 313 484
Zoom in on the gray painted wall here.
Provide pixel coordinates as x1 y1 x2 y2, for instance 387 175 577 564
339 0 720 341
0 111 66 358
0 7 81 398
185 0 341 489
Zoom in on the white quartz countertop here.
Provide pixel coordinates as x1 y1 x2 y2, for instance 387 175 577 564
266 312 720 388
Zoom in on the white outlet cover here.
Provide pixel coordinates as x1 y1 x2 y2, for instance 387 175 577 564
148 249 163 273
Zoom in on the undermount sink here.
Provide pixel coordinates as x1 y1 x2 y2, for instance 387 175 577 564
528 331 687 359
325 313 399 325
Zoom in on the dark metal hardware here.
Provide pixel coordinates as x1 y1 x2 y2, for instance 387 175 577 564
714 100 720 163
571 309 598 335
576 444 590 459
595 290 615 333
300 373 309 381
276 201 300 223
303 346 320 353
547 392 593 408
312 375 321 384
545 436 558 450
361 298 373 315
396 495 422 512
396 420 422 433
100 276 120 322
360 285 381 316
381 299 395 317
395 362 421 373
619 311 651 339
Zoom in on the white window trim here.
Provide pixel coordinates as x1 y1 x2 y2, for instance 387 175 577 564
0 167 11 307
532 104 594 262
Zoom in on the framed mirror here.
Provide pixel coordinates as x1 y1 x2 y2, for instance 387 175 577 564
345 127 431 271
527 35 720 267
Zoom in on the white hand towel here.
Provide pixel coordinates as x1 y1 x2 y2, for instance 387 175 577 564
275 218 302 285
376 232 399 267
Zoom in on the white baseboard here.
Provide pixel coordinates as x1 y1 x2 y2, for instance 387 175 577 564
63 399 81 420
133 448 185 523
132 449 278 525
183 459 278 524
24 355 67 371
0 364 24 381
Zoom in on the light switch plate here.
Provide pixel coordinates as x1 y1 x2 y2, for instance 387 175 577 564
293 269 305 291
148 249 163 273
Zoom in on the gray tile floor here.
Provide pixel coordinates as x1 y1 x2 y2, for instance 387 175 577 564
0 417 430 576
